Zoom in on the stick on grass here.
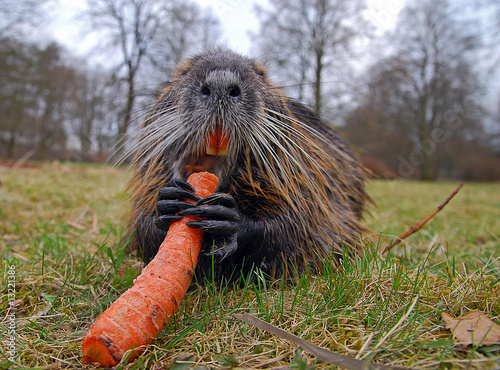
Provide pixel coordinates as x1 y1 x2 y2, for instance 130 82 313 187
234 313 405 370
382 183 464 254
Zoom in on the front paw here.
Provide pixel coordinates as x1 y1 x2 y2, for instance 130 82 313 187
179 193 241 260
154 179 201 232
178 193 240 236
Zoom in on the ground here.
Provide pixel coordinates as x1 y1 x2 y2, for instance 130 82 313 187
0 161 499 369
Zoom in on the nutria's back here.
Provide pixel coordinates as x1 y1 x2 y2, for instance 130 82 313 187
126 49 370 280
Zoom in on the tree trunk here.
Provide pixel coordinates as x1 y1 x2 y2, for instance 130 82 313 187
420 153 432 180
6 132 16 158
119 66 136 139
418 115 433 180
314 49 323 116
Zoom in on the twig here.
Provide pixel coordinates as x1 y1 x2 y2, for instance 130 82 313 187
12 149 35 169
382 183 464 254
234 313 406 370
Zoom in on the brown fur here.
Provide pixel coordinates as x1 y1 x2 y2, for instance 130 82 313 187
125 49 370 281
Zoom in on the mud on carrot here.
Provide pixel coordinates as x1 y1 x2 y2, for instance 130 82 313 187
82 171 219 367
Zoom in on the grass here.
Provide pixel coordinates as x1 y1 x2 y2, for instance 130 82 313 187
0 161 499 369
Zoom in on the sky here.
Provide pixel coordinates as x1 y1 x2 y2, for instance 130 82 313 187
195 0 265 54
47 0 406 60
46 0 263 58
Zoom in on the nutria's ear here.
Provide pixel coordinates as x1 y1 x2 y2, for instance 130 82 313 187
159 84 172 95
254 62 267 78
175 59 193 78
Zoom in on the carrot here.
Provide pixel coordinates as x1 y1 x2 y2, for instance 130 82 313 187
82 171 219 367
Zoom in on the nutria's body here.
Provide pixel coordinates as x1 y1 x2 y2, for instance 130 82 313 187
126 49 369 281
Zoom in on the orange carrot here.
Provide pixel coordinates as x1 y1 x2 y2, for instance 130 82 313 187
82 171 219 367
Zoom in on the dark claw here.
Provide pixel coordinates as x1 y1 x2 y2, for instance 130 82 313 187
181 193 240 237
155 215 182 231
195 193 236 207
157 200 196 216
157 186 200 203
155 187 241 258
171 179 195 192
178 205 239 221
186 220 239 235
155 178 201 233
203 235 238 260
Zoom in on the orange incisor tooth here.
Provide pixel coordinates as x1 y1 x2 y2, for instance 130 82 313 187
206 128 229 155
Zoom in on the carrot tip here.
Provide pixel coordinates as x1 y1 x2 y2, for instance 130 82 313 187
82 336 119 367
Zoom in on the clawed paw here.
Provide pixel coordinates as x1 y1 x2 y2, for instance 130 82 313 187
180 193 240 235
155 180 241 247
155 179 200 231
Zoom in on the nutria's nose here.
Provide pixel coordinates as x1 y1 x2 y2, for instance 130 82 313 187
199 70 242 103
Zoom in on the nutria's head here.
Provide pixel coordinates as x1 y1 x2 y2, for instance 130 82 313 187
134 49 284 184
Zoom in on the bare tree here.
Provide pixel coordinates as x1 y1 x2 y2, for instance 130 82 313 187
346 0 486 180
0 0 52 38
392 0 481 180
157 3 221 65
472 0 500 150
70 66 122 159
0 37 31 158
31 43 79 160
0 35 124 161
254 0 370 117
343 57 415 172
85 0 165 141
472 0 500 75
0 39 78 159
84 0 221 144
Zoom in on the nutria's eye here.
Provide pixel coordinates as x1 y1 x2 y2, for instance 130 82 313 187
228 85 241 98
200 84 211 96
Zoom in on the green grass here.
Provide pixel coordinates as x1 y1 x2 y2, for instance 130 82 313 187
0 162 499 369
368 180 500 265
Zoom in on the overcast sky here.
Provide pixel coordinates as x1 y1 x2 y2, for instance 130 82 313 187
46 0 263 57
47 0 406 60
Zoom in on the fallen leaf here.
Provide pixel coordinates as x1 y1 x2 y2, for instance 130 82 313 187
441 310 500 347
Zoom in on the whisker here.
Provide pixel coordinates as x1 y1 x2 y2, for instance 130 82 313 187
265 108 354 163
257 111 332 183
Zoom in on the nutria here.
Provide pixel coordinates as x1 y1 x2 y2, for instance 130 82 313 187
125 49 369 281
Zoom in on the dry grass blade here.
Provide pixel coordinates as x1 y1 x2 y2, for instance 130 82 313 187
361 296 419 360
234 313 406 370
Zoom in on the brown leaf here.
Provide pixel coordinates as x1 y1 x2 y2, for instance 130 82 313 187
441 310 500 347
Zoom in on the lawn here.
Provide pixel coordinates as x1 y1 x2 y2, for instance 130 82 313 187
1 161 499 369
